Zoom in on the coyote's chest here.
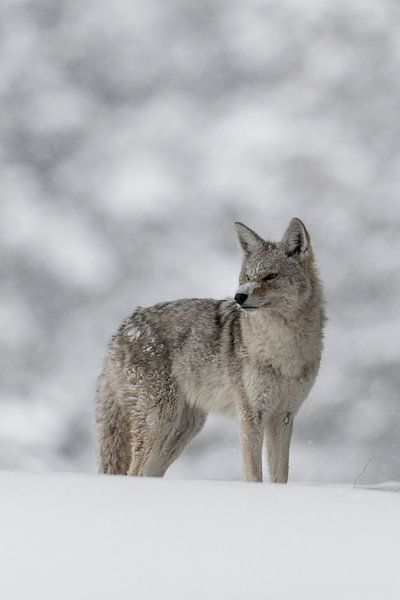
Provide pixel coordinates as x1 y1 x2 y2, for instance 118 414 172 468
180 323 318 418
243 314 315 373
241 315 320 412
175 310 320 417
241 357 317 415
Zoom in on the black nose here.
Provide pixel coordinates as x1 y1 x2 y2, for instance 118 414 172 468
234 293 248 306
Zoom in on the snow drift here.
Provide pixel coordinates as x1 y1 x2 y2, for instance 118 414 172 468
1 471 399 600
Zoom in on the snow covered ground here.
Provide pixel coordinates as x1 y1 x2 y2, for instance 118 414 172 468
1 470 399 600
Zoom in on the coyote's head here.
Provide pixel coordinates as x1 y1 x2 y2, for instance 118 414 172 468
234 218 316 316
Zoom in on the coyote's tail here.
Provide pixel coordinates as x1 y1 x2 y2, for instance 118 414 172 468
96 383 131 475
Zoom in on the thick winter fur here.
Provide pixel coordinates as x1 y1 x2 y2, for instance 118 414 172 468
96 218 325 482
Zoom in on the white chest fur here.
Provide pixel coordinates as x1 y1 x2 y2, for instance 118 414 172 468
240 311 321 412
242 312 312 376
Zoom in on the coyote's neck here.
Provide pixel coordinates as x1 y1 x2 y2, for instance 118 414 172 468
240 302 323 377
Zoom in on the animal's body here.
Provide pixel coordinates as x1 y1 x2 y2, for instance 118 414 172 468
96 218 325 482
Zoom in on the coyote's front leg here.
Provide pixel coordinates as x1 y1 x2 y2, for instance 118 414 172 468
238 400 264 482
265 411 294 483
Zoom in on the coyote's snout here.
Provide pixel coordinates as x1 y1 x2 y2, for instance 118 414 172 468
96 218 325 482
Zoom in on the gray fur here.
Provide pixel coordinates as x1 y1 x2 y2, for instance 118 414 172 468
96 218 325 482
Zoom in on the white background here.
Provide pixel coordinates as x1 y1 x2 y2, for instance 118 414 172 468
1 0 400 484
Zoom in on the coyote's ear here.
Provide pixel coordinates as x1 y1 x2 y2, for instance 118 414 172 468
282 218 310 259
234 222 264 256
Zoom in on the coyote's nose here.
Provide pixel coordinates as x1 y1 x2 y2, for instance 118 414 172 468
234 293 248 306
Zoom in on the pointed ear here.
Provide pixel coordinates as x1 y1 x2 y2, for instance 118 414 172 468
282 218 310 259
234 222 264 256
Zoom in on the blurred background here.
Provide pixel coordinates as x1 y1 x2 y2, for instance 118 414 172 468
1 0 400 483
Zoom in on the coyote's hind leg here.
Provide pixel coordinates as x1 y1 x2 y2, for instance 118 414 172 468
128 388 206 477
147 404 207 476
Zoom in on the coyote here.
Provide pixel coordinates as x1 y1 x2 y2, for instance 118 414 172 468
96 218 325 482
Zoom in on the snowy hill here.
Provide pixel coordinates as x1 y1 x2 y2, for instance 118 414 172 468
1 471 399 600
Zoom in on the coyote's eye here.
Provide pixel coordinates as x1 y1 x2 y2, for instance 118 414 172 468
263 273 278 282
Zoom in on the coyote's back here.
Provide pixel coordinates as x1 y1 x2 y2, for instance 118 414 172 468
96 218 325 482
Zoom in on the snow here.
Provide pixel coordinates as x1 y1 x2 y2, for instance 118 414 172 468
126 326 142 340
1 470 399 600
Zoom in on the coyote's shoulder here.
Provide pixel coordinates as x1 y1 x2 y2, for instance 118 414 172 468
110 297 240 367
97 218 325 482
